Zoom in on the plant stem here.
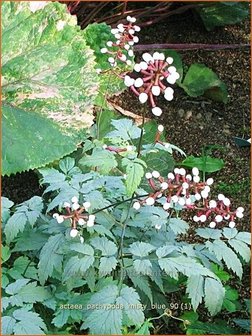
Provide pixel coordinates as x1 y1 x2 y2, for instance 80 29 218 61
134 43 250 52
117 196 134 291
92 193 149 215
137 104 147 157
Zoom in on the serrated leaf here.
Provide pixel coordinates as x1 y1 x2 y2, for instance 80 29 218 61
4 212 27 244
142 149 174 179
52 309 70 328
81 285 121 334
5 279 30 295
180 64 228 103
196 228 222 240
13 308 47 335
168 218 189 234
158 255 215 280
59 157 75 174
204 278 225 315
186 275 204 310
82 284 144 333
228 239 251 263
91 237 117 256
208 240 243 278
1 197 14 225
116 286 145 326
99 256 118 276
127 271 153 305
235 232 251 245
2 245 11 263
124 160 144 196
16 282 51 304
106 119 141 140
79 148 117 175
156 245 177 258
2 316 16 335
129 242 156 257
2 2 99 175
13 229 48 252
63 255 95 282
222 227 238 239
69 243 94 256
133 259 152 275
38 233 65 285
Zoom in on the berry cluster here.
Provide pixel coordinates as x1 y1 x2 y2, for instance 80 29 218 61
53 196 95 240
100 16 140 67
133 167 244 229
124 52 180 116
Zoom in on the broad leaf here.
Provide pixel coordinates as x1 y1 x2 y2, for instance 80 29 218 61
196 2 249 31
2 2 99 175
182 155 224 173
180 64 228 103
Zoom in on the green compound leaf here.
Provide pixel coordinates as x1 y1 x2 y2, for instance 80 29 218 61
13 308 47 335
79 148 118 175
62 255 95 282
5 279 51 306
82 284 144 334
180 64 228 103
129 242 156 258
4 195 43 243
2 2 99 175
195 2 249 31
90 237 117 256
38 233 65 285
99 256 118 276
207 239 243 279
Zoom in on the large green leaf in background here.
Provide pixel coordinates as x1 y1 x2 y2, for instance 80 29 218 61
195 2 249 31
1 2 99 175
180 64 228 103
